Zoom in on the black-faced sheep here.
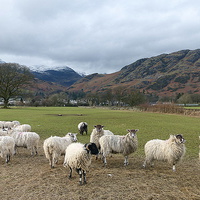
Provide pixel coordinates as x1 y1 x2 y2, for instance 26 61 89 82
43 133 77 168
99 129 139 166
78 122 88 135
143 134 186 171
63 142 98 185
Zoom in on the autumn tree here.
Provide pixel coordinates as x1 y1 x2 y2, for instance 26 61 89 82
0 63 34 108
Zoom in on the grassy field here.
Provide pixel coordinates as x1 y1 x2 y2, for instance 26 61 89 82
1 106 199 158
1 106 200 200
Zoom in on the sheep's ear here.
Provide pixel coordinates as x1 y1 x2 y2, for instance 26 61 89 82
170 135 176 141
84 143 90 150
94 125 96 128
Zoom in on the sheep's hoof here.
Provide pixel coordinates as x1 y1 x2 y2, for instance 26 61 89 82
68 175 72 179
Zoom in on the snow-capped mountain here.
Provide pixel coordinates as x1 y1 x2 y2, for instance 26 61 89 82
31 66 83 87
29 65 72 72
0 61 83 87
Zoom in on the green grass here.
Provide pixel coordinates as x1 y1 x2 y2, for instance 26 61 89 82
185 106 200 109
1 106 199 159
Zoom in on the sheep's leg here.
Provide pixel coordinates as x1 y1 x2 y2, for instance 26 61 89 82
172 164 176 172
83 170 87 184
142 160 146 168
31 147 35 156
6 155 10 163
51 154 55 168
76 168 83 185
14 145 17 155
102 156 107 166
68 167 72 179
124 156 129 166
34 146 38 155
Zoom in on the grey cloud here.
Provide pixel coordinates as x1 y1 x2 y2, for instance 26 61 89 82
1 0 200 74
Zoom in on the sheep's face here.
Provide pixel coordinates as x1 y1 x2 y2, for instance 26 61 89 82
127 129 139 138
67 133 78 142
175 134 185 144
85 143 99 155
94 125 104 134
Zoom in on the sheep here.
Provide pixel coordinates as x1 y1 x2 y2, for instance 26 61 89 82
43 133 78 168
13 124 31 132
199 136 200 161
9 131 40 156
63 142 99 185
90 125 114 160
0 136 15 163
0 129 8 136
4 121 15 130
143 134 186 172
99 129 139 166
12 120 20 126
0 121 4 129
90 125 114 150
78 122 88 135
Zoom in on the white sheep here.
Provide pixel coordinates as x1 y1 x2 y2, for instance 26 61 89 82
0 129 8 136
4 121 15 130
9 131 40 156
78 122 88 135
143 134 186 171
13 124 31 132
43 133 78 168
90 125 114 150
199 136 200 161
12 120 20 126
0 136 15 163
0 121 4 129
99 129 139 166
63 142 99 185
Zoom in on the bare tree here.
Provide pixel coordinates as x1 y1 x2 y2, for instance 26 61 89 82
0 63 34 108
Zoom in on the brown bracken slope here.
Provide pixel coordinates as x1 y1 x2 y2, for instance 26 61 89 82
68 49 200 96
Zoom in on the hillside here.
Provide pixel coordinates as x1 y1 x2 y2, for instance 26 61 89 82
32 67 82 87
68 49 200 96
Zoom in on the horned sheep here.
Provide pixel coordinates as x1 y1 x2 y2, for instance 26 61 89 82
99 129 139 166
143 134 186 171
43 133 77 168
63 142 99 185
78 122 88 135
0 136 15 163
9 131 40 156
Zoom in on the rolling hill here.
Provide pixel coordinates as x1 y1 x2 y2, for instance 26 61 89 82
68 49 200 97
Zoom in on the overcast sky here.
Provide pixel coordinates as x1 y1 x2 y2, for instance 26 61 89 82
1 0 200 74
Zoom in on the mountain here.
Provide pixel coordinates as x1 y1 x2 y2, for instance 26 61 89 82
31 67 83 87
0 59 5 63
68 49 200 96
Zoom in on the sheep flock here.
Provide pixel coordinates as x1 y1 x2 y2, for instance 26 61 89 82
0 120 199 186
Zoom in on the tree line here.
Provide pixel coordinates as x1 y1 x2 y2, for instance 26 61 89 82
0 63 200 108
